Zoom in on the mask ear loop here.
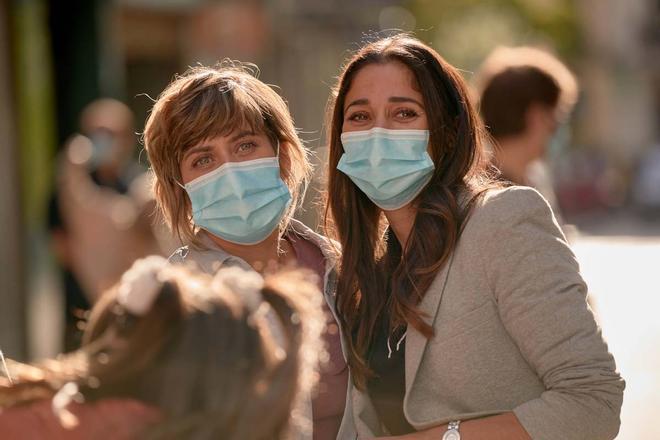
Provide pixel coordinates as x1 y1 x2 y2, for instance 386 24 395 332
173 176 186 190
171 149 190 190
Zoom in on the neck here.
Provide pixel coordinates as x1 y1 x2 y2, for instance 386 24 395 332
383 204 417 249
206 228 296 272
493 136 535 185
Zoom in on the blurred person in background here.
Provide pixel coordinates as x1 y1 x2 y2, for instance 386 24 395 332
143 63 353 440
48 98 170 351
632 142 660 219
0 257 325 439
474 46 578 227
324 34 622 440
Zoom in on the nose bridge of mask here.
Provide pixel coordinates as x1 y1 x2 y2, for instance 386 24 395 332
342 127 429 148
186 157 280 206
341 128 430 165
368 136 384 167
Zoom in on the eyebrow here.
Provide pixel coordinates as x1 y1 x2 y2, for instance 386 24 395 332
344 96 424 111
389 96 424 107
182 130 257 161
344 98 369 111
182 145 213 162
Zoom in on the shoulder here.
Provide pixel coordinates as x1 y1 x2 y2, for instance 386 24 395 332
76 398 162 428
467 185 556 233
0 398 161 439
69 398 161 439
288 219 341 262
476 185 551 217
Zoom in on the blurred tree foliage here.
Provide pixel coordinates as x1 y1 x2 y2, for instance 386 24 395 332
407 0 580 72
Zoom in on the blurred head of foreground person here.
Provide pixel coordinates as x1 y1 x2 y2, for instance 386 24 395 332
0 257 325 440
475 46 578 186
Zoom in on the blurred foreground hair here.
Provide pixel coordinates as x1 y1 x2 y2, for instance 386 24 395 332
0 257 325 439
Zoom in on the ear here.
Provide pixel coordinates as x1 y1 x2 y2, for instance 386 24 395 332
525 104 556 136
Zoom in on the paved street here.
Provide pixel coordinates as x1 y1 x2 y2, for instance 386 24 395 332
571 215 660 439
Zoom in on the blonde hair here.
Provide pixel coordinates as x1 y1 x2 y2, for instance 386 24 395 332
0 259 325 439
143 62 312 247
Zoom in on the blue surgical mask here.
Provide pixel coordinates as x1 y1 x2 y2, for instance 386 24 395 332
88 129 116 169
338 127 434 210
183 157 291 245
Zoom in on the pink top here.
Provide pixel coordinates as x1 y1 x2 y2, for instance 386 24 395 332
0 398 162 439
288 232 348 440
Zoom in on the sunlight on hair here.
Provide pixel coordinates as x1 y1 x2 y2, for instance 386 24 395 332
117 256 169 315
214 266 265 313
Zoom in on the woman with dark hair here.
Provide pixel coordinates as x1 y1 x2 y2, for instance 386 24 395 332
0 257 326 439
324 34 623 440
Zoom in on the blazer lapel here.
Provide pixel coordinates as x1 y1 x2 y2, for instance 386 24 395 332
405 254 455 392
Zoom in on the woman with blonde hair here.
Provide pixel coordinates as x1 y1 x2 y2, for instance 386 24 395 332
323 34 623 440
0 257 325 439
143 62 352 439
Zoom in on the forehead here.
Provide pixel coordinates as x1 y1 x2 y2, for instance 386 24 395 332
174 92 269 160
345 61 422 104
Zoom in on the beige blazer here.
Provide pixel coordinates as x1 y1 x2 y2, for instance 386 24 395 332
347 187 624 440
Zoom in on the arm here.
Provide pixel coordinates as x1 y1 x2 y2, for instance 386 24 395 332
480 187 623 440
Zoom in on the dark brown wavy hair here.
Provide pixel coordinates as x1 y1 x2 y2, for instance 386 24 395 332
323 34 497 389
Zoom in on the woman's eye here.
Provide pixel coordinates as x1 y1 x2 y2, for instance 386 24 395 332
395 108 419 119
347 112 369 122
237 141 257 155
192 156 212 168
